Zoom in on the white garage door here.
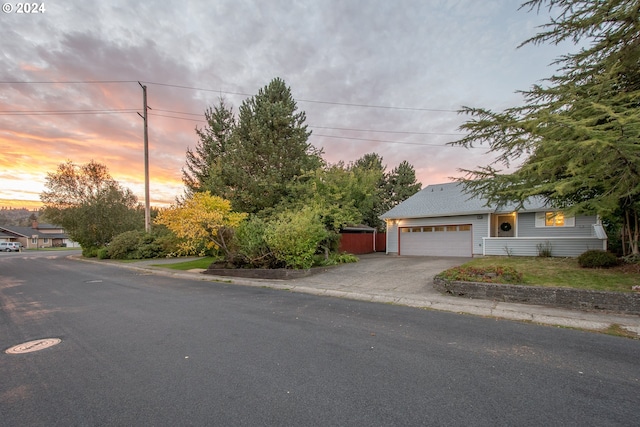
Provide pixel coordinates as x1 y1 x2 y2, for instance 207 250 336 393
399 225 472 257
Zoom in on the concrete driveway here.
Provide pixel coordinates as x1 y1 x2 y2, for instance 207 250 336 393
292 253 469 299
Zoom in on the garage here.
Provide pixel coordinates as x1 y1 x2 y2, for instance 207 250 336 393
399 225 472 257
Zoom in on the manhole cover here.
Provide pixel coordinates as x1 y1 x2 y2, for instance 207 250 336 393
5 338 62 354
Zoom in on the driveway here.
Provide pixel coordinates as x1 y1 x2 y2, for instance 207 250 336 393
292 253 469 299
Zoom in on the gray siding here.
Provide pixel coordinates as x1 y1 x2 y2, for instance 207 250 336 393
517 213 598 238
484 237 606 257
386 224 399 255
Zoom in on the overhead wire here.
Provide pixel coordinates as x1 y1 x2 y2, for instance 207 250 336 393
0 79 467 145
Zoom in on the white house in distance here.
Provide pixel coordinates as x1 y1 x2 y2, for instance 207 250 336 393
380 182 607 258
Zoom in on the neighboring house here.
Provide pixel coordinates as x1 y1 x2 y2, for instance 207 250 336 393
380 182 607 258
0 221 79 249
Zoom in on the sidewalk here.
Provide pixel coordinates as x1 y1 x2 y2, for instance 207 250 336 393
102 254 640 337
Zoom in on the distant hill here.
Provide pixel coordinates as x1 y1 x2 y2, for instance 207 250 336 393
0 207 38 227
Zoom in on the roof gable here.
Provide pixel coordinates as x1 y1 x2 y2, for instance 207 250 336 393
380 182 550 219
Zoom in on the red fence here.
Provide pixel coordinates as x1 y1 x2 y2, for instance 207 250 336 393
338 232 386 254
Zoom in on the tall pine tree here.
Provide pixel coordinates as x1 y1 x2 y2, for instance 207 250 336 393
182 100 235 197
451 0 640 255
225 78 323 214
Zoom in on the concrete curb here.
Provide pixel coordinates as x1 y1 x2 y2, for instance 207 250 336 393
72 256 640 337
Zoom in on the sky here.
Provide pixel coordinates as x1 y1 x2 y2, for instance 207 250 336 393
0 0 576 210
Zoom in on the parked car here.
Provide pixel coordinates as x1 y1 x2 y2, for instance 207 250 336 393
0 242 22 252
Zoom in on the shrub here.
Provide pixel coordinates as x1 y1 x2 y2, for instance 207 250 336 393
265 207 328 269
96 247 109 259
316 252 359 266
107 230 142 259
82 246 100 258
233 216 275 267
106 230 175 260
577 250 619 268
536 241 552 257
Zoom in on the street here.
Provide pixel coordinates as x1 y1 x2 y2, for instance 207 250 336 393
1 251 639 426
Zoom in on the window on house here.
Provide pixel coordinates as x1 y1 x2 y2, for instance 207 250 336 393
446 226 457 232
44 238 49 243
536 211 575 227
545 212 565 226
31 238 37 244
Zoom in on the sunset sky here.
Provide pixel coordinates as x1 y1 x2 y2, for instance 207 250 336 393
0 0 576 210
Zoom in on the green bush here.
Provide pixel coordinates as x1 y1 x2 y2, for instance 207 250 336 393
106 229 175 260
265 208 328 269
577 250 619 268
96 247 109 259
233 216 274 267
82 246 100 258
319 252 359 266
106 230 142 259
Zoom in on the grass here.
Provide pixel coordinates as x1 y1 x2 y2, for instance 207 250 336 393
453 256 639 292
152 257 217 270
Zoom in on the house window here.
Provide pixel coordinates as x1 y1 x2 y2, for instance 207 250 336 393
459 225 472 231
545 212 564 226
446 226 457 232
31 238 37 244
536 211 575 227
411 227 422 232
434 226 445 232
44 238 49 244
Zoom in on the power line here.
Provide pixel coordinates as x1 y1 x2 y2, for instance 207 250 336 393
0 79 460 113
0 109 138 116
0 80 137 84
309 125 464 136
141 80 458 112
309 133 465 147
148 112 205 122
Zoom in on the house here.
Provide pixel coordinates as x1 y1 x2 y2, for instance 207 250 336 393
0 221 79 249
380 182 607 257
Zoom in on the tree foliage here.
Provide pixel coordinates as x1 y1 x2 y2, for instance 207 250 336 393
386 160 422 208
224 78 323 214
182 100 235 197
451 0 640 255
264 207 328 269
40 160 142 249
155 192 247 256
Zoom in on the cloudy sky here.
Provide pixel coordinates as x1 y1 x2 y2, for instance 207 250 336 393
0 0 575 209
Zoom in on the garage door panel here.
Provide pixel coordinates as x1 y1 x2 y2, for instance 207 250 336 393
400 226 471 257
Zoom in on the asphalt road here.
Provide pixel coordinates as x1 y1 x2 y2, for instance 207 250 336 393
1 250 639 426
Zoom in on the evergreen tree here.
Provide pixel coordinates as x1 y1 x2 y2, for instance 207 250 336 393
386 161 422 207
182 100 235 197
451 0 640 255
226 77 323 214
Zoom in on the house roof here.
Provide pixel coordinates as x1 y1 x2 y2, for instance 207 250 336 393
380 182 550 220
0 225 67 239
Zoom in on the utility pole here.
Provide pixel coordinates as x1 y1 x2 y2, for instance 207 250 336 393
138 82 151 233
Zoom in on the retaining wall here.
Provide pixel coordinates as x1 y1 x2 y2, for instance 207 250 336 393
433 278 640 315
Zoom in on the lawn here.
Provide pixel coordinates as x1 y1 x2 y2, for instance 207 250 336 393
153 257 217 270
454 256 639 293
